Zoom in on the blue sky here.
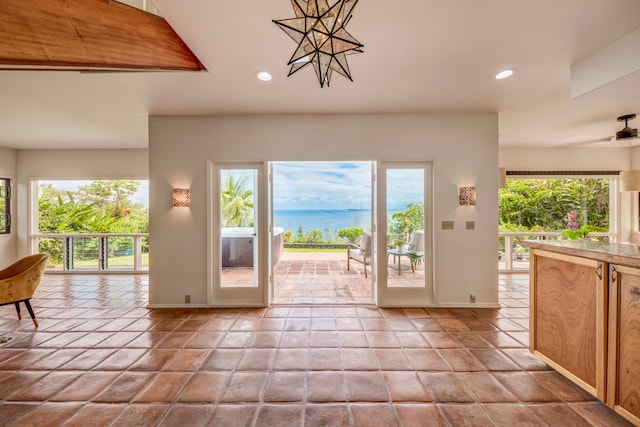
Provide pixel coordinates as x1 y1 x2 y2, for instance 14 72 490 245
273 162 424 210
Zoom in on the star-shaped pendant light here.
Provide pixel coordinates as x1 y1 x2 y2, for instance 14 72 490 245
273 0 364 88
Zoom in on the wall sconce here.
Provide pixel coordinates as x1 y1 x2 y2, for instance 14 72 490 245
458 186 477 206
620 170 640 192
173 188 190 207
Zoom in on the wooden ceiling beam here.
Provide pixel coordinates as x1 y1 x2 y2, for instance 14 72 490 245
0 0 205 71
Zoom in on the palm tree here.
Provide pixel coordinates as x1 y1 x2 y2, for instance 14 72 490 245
221 173 254 227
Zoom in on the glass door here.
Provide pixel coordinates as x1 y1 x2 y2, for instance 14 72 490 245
209 162 268 306
376 162 434 306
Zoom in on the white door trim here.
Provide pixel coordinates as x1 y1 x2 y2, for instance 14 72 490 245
207 160 268 307
376 161 435 307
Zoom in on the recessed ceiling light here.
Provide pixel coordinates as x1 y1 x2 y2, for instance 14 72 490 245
495 69 516 80
256 70 272 81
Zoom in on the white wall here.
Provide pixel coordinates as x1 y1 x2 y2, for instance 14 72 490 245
15 149 148 257
0 147 17 266
627 145 640 244
149 114 499 308
631 146 640 169
499 147 630 171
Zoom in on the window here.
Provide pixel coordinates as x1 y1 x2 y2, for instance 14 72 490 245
0 178 10 234
34 179 149 271
499 177 610 233
498 176 612 271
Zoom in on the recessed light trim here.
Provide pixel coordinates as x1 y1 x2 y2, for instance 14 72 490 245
495 69 516 80
256 70 272 81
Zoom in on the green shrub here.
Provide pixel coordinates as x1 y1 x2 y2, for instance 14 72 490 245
305 229 323 243
337 227 364 244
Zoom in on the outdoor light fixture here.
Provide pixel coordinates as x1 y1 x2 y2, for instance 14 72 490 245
458 186 477 206
620 170 640 191
273 0 364 88
173 188 190 207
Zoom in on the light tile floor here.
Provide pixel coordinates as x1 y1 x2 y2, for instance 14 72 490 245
0 274 633 426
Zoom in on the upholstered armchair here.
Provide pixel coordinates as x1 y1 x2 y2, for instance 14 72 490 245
0 254 50 327
406 230 425 271
347 232 372 278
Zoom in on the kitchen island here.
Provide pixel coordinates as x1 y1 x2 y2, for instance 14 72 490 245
526 240 640 426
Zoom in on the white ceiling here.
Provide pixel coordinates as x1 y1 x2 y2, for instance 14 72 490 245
2 0 640 150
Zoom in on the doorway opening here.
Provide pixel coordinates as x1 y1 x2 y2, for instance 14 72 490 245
210 160 434 307
271 161 374 304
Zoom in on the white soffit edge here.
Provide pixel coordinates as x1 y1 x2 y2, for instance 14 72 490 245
571 27 640 99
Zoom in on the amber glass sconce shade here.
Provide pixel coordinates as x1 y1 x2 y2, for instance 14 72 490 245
458 186 476 206
173 188 190 207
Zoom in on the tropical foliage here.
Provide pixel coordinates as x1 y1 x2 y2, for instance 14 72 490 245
221 174 254 227
38 180 148 263
499 178 609 232
0 179 9 234
389 202 424 242
289 225 328 244
562 224 607 240
337 227 364 244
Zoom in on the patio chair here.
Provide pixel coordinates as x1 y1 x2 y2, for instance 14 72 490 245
406 230 424 271
347 232 372 278
0 254 50 327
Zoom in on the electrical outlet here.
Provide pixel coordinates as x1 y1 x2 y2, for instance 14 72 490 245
442 221 454 230
185 294 191 304
466 221 475 230
470 294 476 303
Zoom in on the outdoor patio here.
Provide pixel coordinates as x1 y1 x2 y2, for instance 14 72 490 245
273 251 425 304
221 250 426 304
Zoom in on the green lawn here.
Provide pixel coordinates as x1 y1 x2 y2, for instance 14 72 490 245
48 253 149 268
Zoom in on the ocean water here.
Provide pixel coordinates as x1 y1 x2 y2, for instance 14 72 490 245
274 209 371 234
274 209 402 234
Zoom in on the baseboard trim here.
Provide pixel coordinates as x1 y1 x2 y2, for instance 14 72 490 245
146 302 501 309
436 303 501 309
146 304 208 309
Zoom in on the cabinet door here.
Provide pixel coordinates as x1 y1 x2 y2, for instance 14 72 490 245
608 264 640 425
530 249 607 400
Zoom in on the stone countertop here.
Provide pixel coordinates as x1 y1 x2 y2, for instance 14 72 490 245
524 239 640 268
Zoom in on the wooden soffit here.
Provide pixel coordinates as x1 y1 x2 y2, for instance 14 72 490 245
0 0 206 72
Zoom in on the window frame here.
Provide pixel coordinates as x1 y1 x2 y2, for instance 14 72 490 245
0 178 11 234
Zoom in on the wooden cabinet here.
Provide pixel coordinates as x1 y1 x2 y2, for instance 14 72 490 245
527 241 640 426
530 249 607 401
608 264 640 425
